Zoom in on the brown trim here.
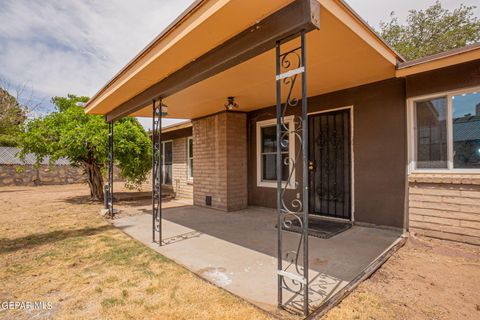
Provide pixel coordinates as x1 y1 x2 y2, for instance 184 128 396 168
192 109 247 122
85 0 207 109
397 42 480 69
106 0 320 122
408 173 480 186
396 42 480 77
162 120 192 133
162 127 193 141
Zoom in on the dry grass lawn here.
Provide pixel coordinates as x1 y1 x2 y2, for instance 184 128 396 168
1 183 479 320
0 183 271 320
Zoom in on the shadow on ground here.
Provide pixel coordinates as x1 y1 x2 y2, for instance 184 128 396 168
137 204 192 215
0 189 29 193
0 225 113 254
63 191 156 206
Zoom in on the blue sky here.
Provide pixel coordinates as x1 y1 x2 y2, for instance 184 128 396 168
0 0 479 128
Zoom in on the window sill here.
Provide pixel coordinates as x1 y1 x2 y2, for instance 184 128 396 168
257 180 296 189
408 172 480 185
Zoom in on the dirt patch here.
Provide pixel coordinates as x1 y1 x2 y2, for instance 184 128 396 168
324 233 480 320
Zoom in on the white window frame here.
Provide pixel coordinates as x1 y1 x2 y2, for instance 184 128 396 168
161 140 173 185
407 85 480 174
256 115 295 189
187 136 193 181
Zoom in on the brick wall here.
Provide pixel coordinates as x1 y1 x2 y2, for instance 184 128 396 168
408 174 480 245
192 111 247 211
172 137 193 199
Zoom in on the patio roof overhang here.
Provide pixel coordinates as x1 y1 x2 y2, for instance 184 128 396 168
396 42 480 77
85 0 403 121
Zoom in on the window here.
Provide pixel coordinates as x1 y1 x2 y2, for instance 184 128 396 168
415 97 448 168
410 88 480 171
452 92 480 169
256 116 295 188
187 137 193 180
162 141 172 185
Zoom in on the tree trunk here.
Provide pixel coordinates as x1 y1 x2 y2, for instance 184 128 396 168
83 162 104 201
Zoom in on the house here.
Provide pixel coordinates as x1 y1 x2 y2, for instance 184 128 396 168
84 0 480 315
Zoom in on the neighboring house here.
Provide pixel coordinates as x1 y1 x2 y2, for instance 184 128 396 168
0 146 85 186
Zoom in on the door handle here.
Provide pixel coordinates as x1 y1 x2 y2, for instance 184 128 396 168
308 160 315 172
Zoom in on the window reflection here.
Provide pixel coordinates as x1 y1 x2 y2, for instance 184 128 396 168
261 124 289 181
415 97 448 168
452 92 480 169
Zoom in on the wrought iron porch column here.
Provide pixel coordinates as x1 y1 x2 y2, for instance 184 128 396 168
276 31 309 316
107 120 114 218
152 99 163 245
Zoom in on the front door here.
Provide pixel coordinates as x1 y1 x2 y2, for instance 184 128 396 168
308 109 352 219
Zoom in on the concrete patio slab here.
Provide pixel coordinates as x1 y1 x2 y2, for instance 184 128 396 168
113 203 402 314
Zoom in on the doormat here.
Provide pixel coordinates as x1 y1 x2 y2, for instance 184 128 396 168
278 218 352 239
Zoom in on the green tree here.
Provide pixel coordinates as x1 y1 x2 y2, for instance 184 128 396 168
19 94 151 201
0 87 27 146
379 1 480 61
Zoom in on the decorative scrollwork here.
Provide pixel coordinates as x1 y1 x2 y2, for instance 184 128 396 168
276 32 309 315
152 100 162 244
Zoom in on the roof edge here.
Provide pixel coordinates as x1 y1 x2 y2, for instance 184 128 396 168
397 42 480 70
85 0 207 109
162 120 192 132
337 0 405 63
86 0 405 113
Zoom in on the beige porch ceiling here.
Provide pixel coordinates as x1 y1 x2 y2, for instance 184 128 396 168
85 0 401 120
133 8 397 119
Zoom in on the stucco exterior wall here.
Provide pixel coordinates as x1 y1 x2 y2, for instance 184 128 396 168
247 78 407 229
406 60 480 98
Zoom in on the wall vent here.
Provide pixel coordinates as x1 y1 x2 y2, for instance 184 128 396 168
205 196 212 206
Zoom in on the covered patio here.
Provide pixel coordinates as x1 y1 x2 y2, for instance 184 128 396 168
86 0 408 316
113 200 404 315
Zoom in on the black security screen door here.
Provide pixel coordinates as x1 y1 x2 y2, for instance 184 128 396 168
308 109 352 219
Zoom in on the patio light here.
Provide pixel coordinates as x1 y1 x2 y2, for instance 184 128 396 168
224 96 239 110
155 103 168 116
161 104 168 116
